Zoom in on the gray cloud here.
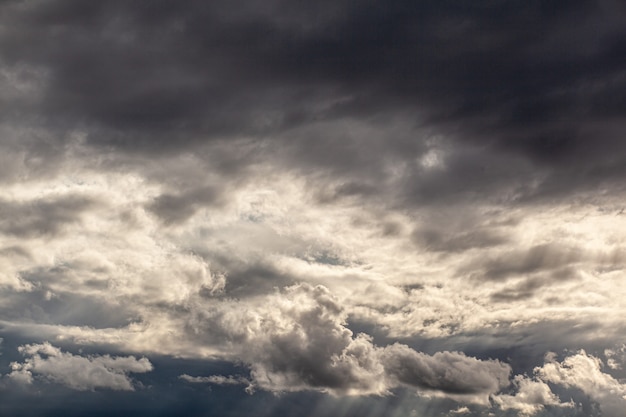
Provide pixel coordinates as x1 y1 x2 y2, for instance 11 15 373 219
479 244 584 281
0 195 97 237
381 344 510 395
220 262 295 298
0 0 624 200
412 227 509 254
147 185 223 224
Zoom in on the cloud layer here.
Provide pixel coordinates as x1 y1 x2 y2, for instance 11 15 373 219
1 0 626 416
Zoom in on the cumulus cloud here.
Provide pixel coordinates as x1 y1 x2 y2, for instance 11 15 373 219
605 345 626 370
492 375 571 415
535 351 626 417
183 283 511 400
489 350 626 417
7 342 152 391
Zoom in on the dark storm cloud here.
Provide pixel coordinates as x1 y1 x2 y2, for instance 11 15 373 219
0 0 349 148
1 0 625 200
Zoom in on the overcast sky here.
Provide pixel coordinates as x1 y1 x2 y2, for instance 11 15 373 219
1 1 626 416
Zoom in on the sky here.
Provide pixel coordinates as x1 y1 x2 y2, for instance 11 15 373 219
1 0 626 416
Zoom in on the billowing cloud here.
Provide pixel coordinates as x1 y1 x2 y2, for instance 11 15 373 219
604 345 626 370
536 351 626 417
492 375 572 415
7 342 152 391
180 283 510 399
490 350 626 417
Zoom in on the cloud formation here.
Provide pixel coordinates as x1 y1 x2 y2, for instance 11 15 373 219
179 374 256 394
492 375 571 415
181 283 510 399
7 342 152 391
536 351 626 417
1 0 626 416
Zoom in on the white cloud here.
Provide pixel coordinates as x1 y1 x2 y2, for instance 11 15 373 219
605 344 626 370
7 342 152 391
535 350 626 417
491 349 626 416
492 374 572 415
